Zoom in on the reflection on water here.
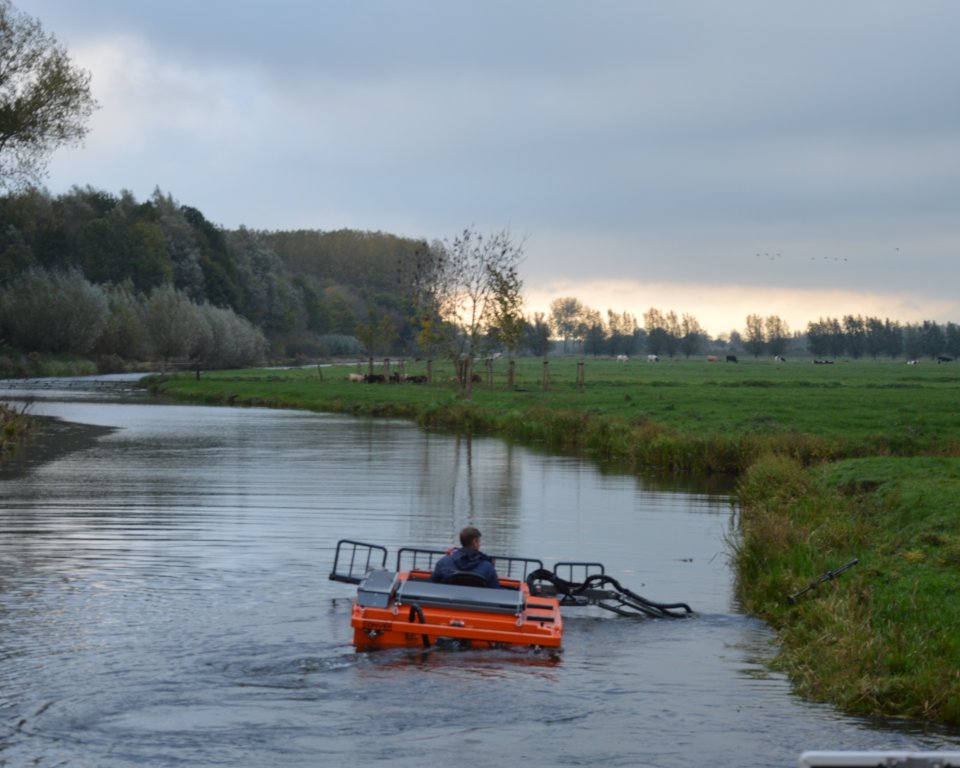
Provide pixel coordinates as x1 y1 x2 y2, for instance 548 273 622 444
0 382 957 767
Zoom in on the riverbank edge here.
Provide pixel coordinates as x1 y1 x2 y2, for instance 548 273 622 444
734 454 960 727
147 374 960 728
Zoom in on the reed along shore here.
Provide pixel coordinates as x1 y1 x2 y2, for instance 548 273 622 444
0 403 31 462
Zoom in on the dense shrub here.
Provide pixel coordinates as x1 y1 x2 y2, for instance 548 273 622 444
0 268 108 354
0 268 266 369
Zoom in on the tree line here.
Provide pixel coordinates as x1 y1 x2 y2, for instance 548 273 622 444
805 316 960 361
0 186 432 361
3 2 959 375
543 298 960 362
2 185 958 371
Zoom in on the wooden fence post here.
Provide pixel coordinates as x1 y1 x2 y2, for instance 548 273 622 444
542 360 550 391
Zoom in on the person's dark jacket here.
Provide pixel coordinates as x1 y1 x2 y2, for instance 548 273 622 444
431 547 500 588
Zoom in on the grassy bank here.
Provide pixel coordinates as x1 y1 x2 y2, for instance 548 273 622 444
148 357 960 473
735 454 960 724
150 356 960 725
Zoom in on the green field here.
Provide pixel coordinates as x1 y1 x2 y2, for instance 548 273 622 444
151 355 960 726
152 356 960 470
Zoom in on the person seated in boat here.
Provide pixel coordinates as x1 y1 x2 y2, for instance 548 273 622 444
431 526 500 588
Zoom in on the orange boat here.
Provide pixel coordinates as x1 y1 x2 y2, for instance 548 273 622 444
330 540 561 650
330 540 692 651
348 568 562 650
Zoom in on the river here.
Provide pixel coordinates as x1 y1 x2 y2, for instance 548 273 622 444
0 376 957 767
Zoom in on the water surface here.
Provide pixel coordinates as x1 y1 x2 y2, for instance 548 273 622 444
0 378 956 766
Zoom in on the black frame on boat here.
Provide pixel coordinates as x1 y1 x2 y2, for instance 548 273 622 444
329 539 387 584
330 539 694 620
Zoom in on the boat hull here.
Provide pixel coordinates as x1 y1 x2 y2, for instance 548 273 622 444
350 570 563 650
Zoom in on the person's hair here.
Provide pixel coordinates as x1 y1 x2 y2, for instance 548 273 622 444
459 526 481 548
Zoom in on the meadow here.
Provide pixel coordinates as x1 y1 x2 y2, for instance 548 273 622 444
152 355 960 472
151 355 960 725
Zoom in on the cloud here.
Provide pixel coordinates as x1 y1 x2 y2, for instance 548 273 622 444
73 38 257 149
20 0 960 332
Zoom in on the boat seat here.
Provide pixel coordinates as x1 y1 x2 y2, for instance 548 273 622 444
397 579 524 615
447 571 487 587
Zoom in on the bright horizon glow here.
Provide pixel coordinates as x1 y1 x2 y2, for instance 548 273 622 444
523 279 955 338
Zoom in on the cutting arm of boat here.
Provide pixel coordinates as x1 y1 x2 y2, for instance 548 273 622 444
329 539 693 650
525 565 694 619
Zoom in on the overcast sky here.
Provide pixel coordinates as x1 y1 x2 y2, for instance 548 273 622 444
17 0 960 335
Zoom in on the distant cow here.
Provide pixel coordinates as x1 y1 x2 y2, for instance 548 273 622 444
907 359 919 365
707 355 718 363
616 354 629 362
774 355 786 362
647 354 659 362
348 373 364 382
726 355 738 363
813 359 834 365
937 355 954 363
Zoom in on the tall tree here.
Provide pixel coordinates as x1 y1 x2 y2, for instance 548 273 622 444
919 320 944 359
355 301 398 359
744 314 766 357
864 316 885 359
806 319 830 357
143 285 205 368
582 308 605 356
549 296 587 353
727 329 743 353
764 315 791 357
607 310 638 356
0 1 98 188
525 311 551 357
842 314 866 359
903 323 922 361
882 318 903 359
487 263 525 360
663 311 681 357
944 322 960 359
643 307 670 357
153 188 205 300
825 317 845 358
679 313 706 358
410 227 524 398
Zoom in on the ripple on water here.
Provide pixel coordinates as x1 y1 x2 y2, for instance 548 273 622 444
2 392 959 767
